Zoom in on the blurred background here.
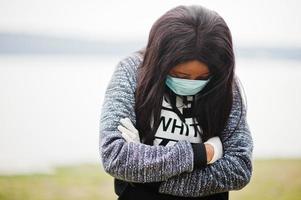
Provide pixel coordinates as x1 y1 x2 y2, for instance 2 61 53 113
0 0 300 199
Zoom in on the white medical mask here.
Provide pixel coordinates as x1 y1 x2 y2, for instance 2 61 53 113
165 75 211 96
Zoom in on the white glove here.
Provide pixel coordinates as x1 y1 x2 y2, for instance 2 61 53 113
117 117 140 143
204 136 223 164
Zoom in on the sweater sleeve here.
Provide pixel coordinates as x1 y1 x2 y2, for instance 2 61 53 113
157 78 254 197
99 56 196 183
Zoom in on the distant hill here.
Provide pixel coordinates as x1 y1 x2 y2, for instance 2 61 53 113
0 32 146 55
0 32 300 60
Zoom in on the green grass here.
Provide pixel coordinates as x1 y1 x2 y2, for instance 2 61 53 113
230 159 301 200
0 164 114 200
0 159 300 200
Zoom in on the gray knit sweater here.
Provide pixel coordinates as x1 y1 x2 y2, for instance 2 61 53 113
99 52 253 197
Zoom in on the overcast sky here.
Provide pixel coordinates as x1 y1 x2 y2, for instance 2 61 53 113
0 0 300 47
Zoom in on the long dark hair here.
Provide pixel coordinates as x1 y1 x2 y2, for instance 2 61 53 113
134 5 246 145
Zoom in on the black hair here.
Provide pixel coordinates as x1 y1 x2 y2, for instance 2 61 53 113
134 5 247 144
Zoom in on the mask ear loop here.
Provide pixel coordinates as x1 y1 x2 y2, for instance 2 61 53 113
195 75 224 99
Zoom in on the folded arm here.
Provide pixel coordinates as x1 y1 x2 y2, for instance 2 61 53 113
158 79 254 197
99 57 204 183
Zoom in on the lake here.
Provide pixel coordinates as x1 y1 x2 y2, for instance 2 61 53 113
0 54 300 174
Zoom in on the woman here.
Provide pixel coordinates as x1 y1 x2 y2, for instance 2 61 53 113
99 4 253 200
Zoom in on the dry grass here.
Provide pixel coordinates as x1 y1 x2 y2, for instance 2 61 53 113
0 159 300 200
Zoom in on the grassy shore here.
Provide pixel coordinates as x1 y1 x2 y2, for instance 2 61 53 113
0 159 300 200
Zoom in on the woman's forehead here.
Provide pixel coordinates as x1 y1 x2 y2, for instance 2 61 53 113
170 60 210 76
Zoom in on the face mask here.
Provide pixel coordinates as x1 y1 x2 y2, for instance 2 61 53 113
165 75 211 96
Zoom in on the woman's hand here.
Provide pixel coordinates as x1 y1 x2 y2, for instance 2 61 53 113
204 143 214 163
117 117 141 143
204 136 223 164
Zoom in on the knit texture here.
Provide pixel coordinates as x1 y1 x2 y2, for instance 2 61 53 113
99 52 253 197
